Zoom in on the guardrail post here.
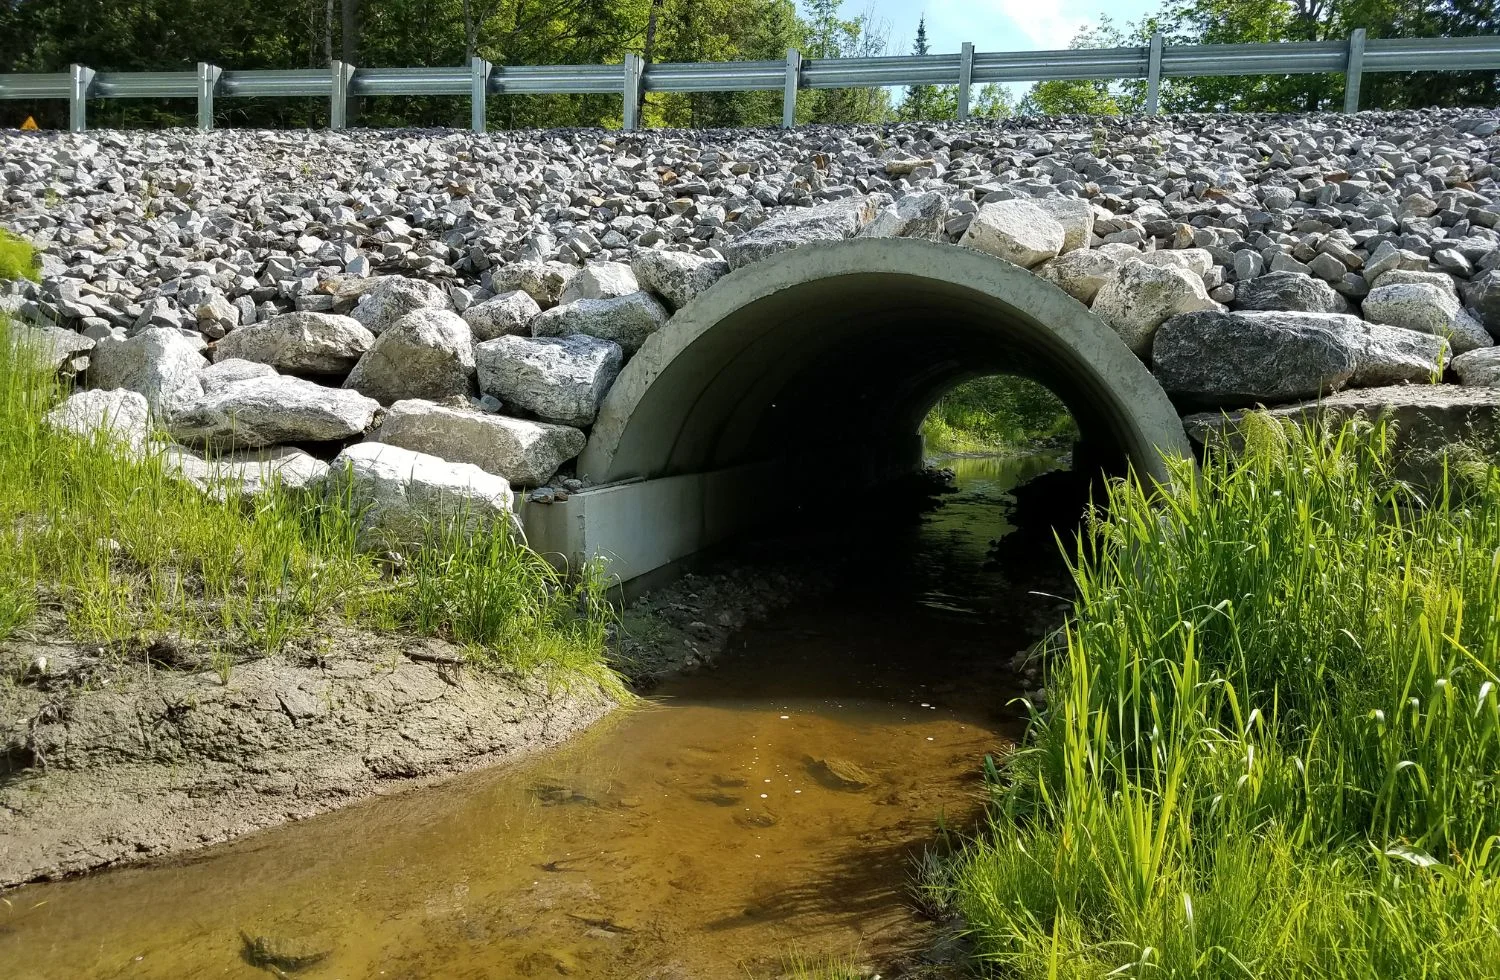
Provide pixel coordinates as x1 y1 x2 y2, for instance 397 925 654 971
1145 34 1164 115
329 60 353 129
957 42 974 121
196 63 222 131
1344 28 1366 113
68 64 95 132
622 53 644 131
782 48 802 129
471 56 492 133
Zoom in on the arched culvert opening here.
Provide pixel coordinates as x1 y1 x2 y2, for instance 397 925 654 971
918 374 1079 460
537 238 1191 586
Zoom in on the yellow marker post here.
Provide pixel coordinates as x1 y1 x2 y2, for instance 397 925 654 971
20 116 39 131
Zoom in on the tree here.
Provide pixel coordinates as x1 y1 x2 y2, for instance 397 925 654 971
797 0 894 124
1019 19 1141 116
897 16 958 121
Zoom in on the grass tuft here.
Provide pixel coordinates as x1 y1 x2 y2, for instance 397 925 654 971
0 229 39 283
0 315 615 687
943 413 1500 977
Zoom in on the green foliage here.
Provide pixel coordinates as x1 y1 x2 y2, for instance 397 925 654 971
921 375 1076 456
940 416 1500 976
0 229 39 283
794 0 894 124
0 316 614 687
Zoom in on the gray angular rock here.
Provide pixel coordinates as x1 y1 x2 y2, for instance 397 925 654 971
1152 310 1358 405
1138 248 1214 277
169 375 381 450
958 199 1065 269
529 291 669 356
328 441 516 552
1347 321 1450 388
630 250 729 311
475 334 623 427
491 261 577 309
1232 271 1347 314
1451 347 1500 386
1362 282 1493 354
558 262 639 304
343 308 476 405
462 290 541 341
1032 197 1094 254
43 388 152 453
213 311 374 375
88 326 209 415
198 358 277 393
1371 269 1459 298
858 191 947 242
163 445 330 500
373 399 586 487
1463 269 1500 335
7 324 93 375
1092 260 1220 358
1037 249 1121 304
350 276 453 335
720 196 885 270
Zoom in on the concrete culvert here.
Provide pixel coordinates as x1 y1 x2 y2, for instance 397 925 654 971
527 238 1191 585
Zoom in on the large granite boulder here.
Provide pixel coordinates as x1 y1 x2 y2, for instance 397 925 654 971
858 190 947 242
461 290 541 341
198 358 277 393
631 250 729 310
328 442 516 552
9 324 93 374
373 399 586 487
1451 347 1500 387
169 375 381 450
1033 197 1094 254
475 334 623 428
350 276 453 335
958 199 1065 269
529 291 669 356
343 309 476 405
1093 260 1219 358
1153 310 1448 406
43 388 152 453
163 446 330 500
1363 282 1493 354
490 261 577 309
213 312 373 375
1037 249 1121 304
1232 271 1348 314
88 327 209 415
1463 269 1500 336
720 196 885 270
558 262 640 304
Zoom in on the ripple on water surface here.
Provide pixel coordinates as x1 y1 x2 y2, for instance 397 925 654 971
2 452 1070 978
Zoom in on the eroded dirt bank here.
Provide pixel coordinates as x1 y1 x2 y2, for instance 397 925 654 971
0 563 820 890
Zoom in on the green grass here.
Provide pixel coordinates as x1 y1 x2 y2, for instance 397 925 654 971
0 316 615 688
939 414 1500 977
922 375 1076 456
0 228 39 283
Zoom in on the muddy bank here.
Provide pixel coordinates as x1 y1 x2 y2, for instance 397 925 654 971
0 558 823 890
0 629 615 889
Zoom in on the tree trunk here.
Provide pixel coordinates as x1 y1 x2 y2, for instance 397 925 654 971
324 0 334 64
639 0 665 117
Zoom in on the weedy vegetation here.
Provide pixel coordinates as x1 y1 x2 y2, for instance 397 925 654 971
0 315 615 688
934 414 1500 977
0 229 39 282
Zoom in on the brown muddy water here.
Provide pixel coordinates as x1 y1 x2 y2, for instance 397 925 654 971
1 453 1073 979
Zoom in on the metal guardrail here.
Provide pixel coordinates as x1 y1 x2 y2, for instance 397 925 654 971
2 29 1497 134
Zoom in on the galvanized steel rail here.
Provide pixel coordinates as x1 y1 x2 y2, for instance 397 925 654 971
2 29 1497 133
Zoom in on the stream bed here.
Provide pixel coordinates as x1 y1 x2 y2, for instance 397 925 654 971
2 452 1073 979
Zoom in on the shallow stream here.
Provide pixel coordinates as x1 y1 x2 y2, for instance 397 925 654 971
2 453 1071 979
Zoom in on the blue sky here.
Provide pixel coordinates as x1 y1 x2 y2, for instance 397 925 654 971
849 0 1159 56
